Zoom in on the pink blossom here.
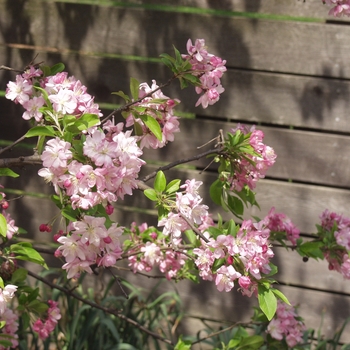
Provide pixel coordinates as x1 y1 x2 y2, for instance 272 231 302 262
215 265 241 292
0 285 18 315
5 75 32 105
41 138 72 169
0 307 19 348
323 0 350 17
267 300 306 347
22 96 45 121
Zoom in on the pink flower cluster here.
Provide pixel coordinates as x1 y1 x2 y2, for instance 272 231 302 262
126 80 180 149
267 300 306 348
229 125 276 192
0 187 18 241
0 284 17 317
38 121 145 210
127 223 188 280
0 307 19 349
182 39 226 108
194 218 273 296
55 215 123 278
158 179 212 245
5 66 102 122
323 0 350 17
266 207 300 245
320 210 350 279
33 300 61 340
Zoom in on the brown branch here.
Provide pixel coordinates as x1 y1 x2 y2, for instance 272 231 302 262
0 154 42 168
27 270 174 346
142 147 223 183
0 135 29 156
191 321 259 345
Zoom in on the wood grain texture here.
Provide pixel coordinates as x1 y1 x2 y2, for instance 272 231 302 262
120 0 346 19
2 0 350 77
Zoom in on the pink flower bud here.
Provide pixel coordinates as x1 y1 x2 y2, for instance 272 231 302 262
103 236 112 244
1 201 9 210
54 249 62 258
39 224 47 232
106 204 114 215
149 232 158 240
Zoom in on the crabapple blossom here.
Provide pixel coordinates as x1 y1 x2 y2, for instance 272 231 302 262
33 300 61 340
215 265 242 292
266 207 300 245
5 74 33 105
0 307 19 349
323 0 350 17
182 38 227 109
41 138 72 169
319 210 350 279
228 124 276 191
125 80 180 149
267 300 306 348
0 285 18 315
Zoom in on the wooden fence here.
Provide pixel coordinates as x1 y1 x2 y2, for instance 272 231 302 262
1 0 350 345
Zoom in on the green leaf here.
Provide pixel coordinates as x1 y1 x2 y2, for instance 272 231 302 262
271 288 290 305
10 243 48 268
0 168 19 178
21 312 30 331
174 46 184 67
297 241 324 259
27 299 49 314
165 179 181 194
111 91 130 102
144 189 158 201
0 214 7 237
154 171 166 192
139 114 162 140
50 62 65 75
33 86 51 108
227 195 244 216
62 207 80 222
160 55 176 71
258 284 277 321
182 73 200 85
210 179 223 205
10 268 28 284
174 336 192 350
237 335 264 350
130 77 140 101
25 126 56 138
184 229 197 245
77 113 100 129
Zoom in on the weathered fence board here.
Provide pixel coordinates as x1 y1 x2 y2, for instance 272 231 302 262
2 1 350 77
2 46 350 134
1 0 350 345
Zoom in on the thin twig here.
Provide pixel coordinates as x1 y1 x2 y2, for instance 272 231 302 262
100 75 178 124
179 213 209 243
107 267 129 299
0 135 29 156
27 270 174 346
191 321 258 345
142 147 223 183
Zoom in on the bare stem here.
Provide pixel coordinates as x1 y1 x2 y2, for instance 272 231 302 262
0 135 29 156
142 147 223 183
0 154 42 168
100 75 178 124
27 270 174 346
